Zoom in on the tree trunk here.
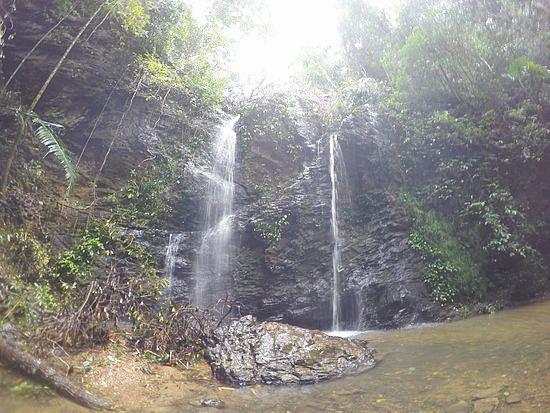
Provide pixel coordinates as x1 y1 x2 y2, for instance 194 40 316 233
1 3 104 196
3 2 79 91
0 334 112 410
30 3 104 111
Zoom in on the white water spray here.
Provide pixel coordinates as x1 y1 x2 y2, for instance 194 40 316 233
164 233 184 295
193 116 239 308
329 134 347 331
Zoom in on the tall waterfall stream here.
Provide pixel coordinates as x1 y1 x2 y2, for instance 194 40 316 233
329 134 348 331
193 116 239 308
164 233 184 296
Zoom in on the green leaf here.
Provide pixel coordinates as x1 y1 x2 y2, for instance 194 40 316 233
508 57 549 81
31 115 77 190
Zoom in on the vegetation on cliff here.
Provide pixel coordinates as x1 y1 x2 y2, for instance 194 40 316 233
0 0 238 365
304 0 549 305
0 0 548 389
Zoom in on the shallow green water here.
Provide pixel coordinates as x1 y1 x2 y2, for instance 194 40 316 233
2 300 549 412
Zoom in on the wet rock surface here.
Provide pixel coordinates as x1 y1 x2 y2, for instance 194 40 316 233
472 397 499 413
229 105 441 330
205 315 376 386
446 400 470 413
104 99 441 331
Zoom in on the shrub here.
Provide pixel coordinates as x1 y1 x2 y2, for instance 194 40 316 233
399 191 486 303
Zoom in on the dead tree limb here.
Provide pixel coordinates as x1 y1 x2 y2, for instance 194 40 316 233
0 334 112 410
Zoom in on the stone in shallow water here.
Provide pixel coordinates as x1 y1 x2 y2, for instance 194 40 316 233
205 315 376 386
472 397 499 413
200 398 226 409
505 394 521 404
446 400 469 413
472 386 502 400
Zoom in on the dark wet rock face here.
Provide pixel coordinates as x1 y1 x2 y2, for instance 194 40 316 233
206 316 375 386
143 99 443 330
227 103 441 330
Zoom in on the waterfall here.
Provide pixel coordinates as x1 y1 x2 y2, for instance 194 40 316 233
329 134 347 331
193 116 239 308
164 233 184 295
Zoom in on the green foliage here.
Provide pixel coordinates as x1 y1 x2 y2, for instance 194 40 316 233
110 162 174 227
508 57 549 82
382 1 549 110
0 218 166 346
138 52 225 108
44 223 165 346
399 192 485 303
0 91 77 191
112 0 226 110
9 381 52 398
339 0 390 79
328 77 387 127
239 93 302 162
52 227 109 287
0 228 51 282
32 117 76 190
462 184 531 258
114 0 150 37
253 203 289 243
483 303 497 315
0 0 15 58
0 226 59 326
345 0 550 303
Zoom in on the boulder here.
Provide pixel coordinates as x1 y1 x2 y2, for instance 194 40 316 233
205 315 375 386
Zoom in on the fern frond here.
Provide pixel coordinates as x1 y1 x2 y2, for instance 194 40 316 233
31 116 77 190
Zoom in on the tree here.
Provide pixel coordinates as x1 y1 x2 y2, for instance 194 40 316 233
338 0 391 80
1 2 105 194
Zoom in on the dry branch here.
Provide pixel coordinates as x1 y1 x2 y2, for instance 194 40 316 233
0 333 112 410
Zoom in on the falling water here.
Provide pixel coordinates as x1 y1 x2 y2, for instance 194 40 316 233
193 116 239 308
164 233 184 296
329 134 346 331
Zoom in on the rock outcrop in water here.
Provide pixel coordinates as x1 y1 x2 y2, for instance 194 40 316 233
205 315 375 385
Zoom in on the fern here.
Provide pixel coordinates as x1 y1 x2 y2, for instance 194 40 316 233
31 115 77 190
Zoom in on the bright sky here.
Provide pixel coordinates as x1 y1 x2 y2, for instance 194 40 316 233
187 0 402 86
232 0 341 83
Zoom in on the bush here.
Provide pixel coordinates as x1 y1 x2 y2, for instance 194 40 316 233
399 192 486 303
109 162 174 228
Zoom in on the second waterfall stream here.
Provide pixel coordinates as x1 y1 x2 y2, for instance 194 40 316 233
193 116 239 308
329 134 348 331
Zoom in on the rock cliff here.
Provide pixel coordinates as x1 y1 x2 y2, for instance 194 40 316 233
2 2 442 332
